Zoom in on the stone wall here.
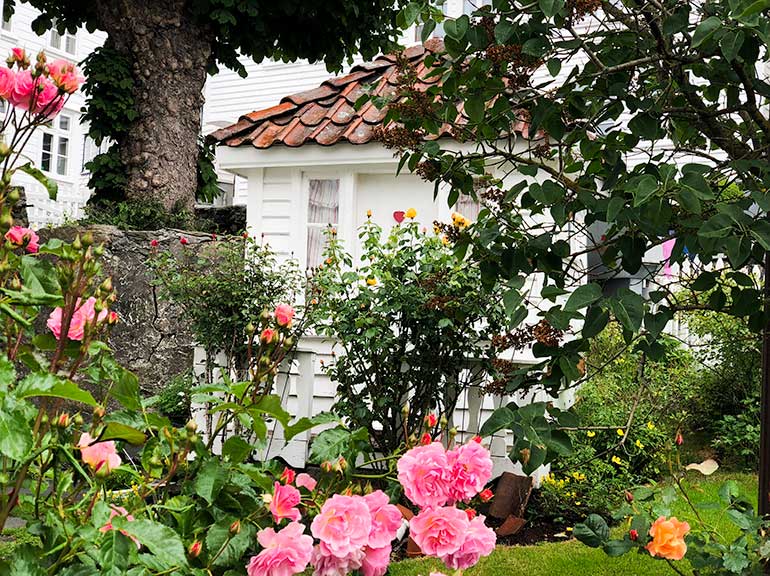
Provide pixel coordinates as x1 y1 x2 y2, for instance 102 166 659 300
39 225 214 394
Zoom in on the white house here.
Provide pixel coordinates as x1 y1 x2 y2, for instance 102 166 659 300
0 4 106 227
208 39 582 477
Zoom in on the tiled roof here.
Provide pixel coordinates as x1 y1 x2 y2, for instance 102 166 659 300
209 39 450 149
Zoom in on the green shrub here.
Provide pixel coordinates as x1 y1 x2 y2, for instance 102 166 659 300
149 371 193 426
81 198 212 231
712 396 760 470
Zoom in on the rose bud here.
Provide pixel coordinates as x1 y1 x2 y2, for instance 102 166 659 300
188 540 202 558
624 491 634 503
229 520 241 535
479 488 494 502
675 431 684 446
629 529 638 541
420 433 432 445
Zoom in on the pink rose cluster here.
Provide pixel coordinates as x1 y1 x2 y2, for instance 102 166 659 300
247 490 402 576
0 49 83 117
398 440 497 570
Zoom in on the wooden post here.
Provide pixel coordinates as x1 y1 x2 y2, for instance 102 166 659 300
759 251 770 519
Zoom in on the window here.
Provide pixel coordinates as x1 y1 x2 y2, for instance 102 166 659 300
41 114 70 176
306 179 339 269
0 100 7 114
49 21 76 54
1 14 11 32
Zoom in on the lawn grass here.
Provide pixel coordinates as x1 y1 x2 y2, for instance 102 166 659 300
389 472 757 576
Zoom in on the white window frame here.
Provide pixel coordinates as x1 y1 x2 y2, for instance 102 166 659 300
299 170 355 270
41 114 72 177
49 20 77 55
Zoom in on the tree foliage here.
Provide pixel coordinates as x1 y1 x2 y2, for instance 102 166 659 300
377 0 770 465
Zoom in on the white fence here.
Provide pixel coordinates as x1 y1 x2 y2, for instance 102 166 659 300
191 343 567 485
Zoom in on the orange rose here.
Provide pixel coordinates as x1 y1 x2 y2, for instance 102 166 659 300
646 516 690 560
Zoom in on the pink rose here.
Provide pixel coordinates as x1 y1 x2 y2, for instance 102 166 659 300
9 70 35 109
11 48 25 63
47 59 83 93
446 440 493 503
296 473 317 491
260 328 277 344
100 505 140 548
397 442 451 509
280 467 296 485
33 77 63 116
363 491 402 549
310 545 363 576
439 515 496 570
78 432 121 474
47 297 108 341
274 304 295 327
269 482 301 523
311 494 372 557
5 225 39 253
0 66 14 99
409 506 468 558
360 546 391 576
247 522 313 576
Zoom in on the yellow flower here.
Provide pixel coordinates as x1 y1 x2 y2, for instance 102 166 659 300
441 236 449 245
635 439 645 449
405 207 417 219
617 428 625 436
366 209 372 218
586 430 596 438
647 421 655 430
366 277 377 286
575 501 582 506
611 455 623 465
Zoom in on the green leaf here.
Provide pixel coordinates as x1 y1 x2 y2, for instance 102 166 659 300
101 421 146 445
494 21 514 44
283 412 340 441
400 2 421 26
0 408 32 461
111 517 188 569
720 30 744 61
480 406 516 437
692 16 722 47
539 0 565 18
222 436 254 464
632 175 658 207
309 426 369 464
582 306 609 338
573 514 610 547
205 519 257 568
465 97 485 124
750 220 770 250
99 527 130 575
603 539 634 557
111 368 141 411
545 429 573 456
2 256 62 306
546 58 561 77
194 459 228 505
564 283 602 312
16 373 97 406
18 163 57 200
610 288 645 333
606 197 625 222
250 394 291 428
5 545 46 576
736 0 770 20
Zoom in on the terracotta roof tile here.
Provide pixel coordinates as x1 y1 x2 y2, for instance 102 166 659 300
209 39 529 149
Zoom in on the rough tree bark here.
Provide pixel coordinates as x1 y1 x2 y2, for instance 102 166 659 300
94 0 212 212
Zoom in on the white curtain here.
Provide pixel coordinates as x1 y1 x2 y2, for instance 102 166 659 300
307 179 339 269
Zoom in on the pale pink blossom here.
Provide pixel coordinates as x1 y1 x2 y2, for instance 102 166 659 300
0 66 14 99
274 304 295 327
269 481 301 523
246 522 313 576
100 505 140 548
47 297 108 341
311 494 372 557
78 432 121 474
296 473 317 491
409 506 468 558
397 442 451 508
363 491 402 548
446 440 493 503
47 59 83 93
5 225 39 253
360 546 391 576
310 545 363 576
439 514 496 570
33 77 64 116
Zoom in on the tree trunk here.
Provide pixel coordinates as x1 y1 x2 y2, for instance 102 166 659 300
95 0 212 212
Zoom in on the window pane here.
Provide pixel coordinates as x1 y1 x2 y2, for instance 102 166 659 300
59 115 71 131
57 156 67 175
65 34 76 54
42 133 52 153
0 100 6 114
58 137 69 157
308 179 339 224
306 227 327 269
50 30 61 49
1 16 11 32
57 137 69 175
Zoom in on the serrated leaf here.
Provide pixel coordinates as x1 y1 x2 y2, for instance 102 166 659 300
573 514 610 547
480 407 516 437
111 517 188 569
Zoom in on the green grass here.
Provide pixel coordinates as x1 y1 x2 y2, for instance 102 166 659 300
389 472 757 576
